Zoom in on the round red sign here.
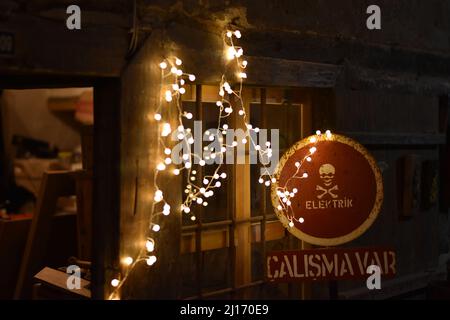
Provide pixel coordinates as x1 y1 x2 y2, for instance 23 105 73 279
271 133 383 246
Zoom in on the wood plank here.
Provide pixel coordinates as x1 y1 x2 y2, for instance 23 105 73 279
47 97 78 111
343 131 446 145
34 267 91 299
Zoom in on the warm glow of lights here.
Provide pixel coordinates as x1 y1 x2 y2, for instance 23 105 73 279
173 169 180 175
175 58 182 65
123 257 133 266
154 113 162 121
111 279 120 287
189 74 196 81
146 256 157 266
152 224 160 232
159 61 167 69
146 239 155 252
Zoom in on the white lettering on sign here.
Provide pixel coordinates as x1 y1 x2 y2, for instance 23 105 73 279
366 5 381 30
66 5 81 30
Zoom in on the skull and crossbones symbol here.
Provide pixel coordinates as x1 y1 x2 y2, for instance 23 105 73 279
316 164 339 199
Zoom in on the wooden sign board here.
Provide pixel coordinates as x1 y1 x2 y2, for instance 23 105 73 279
267 247 396 282
271 133 383 246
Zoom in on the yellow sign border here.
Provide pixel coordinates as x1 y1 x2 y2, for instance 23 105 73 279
271 133 384 246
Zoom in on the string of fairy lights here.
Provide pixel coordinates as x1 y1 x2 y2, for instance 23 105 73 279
108 29 329 299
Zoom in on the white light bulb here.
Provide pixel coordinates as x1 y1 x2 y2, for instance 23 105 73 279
196 198 203 204
152 224 160 232
157 163 166 171
238 72 247 79
182 154 189 161
164 148 171 155
199 160 206 166
238 110 245 116
185 112 193 119
293 188 298 193
216 101 223 107
179 87 186 94
188 137 195 144
165 94 172 102
225 107 233 113
242 138 247 144
164 158 172 165
215 181 221 187
258 178 264 184
234 30 241 38
316 130 322 135
219 89 225 97
123 256 133 266
189 74 196 81
175 58 182 66
170 66 177 74
183 207 190 213
221 173 227 179
159 61 167 69
176 69 183 76
154 113 162 121
172 84 179 91
232 141 238 147
226 31 233 38
295 162 300 168
299 217 305 223
190 176 195 181
223 124 229 130
146 256 157 266
111 279 120 287
191 215 196 221
306 157 312 162
154 190 163 202
200 188 206 194
173 169 180 175
289 221 294 228
203 178 209 185
226 46 236 60
242 60 248 67
177 133 184 140
265 141 271 147
236 48 243 57
265 180 270 186
303 173 309 178
203 202 208 207
146 239 155 252
180 79 185 85
161 123 171 137
326 130 332 138
185 162 192 169
271 178 276 183
309 147 317 154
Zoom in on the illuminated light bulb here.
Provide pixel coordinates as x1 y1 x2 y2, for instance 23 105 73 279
219 89 225 97
146 239 155 252
234 30 241 38
172 84 179 91
161 123 171 137
225 107 233 113
209 135 214 141
179 87 186 94
199 160 206 166
187 184 192 189
295 162 300 168
188 137 195 144
163 148 171 156
309 147 317 154
223 124 229 130
221 146 227 153
123 256 133 266
208 190 214 196
265 180 271 186
255 145 261 151
164 157 172 165
184 189 189 194
242 138 247 144
203 178 209 185
310 136 317 143
177 125 184 132
293 188 298 193
196 198 203 204
191 215 196 221
157 163 166 171
177 133 185 140
277 205 282 210
154 190 163 202
236 48 243 57
316 130 322 135
286 200 291 206
290 192 295 197
223 82 230 90
284 191 290 196
154 113 162 121
258 178 264 184
146 256 157 266
165 94 172 102
299 217 305 223
175 58 182 65
163 204 171 215
210 153 216 159
183 207 190 213
265 141 271 147
173 169 180 175
303 173 309 178
180 79 185 85
215 181 221 187
189 74 196 81
185 162 192 169
203 202 208 207
226 46 236 60
170 66 177 74
185 112 193 119
213 174 219 179
306 157 312 162
271 178 276 183
242 60 248 67
247 124 253 129
111 279 120 287
232 141 238 147
254 127 260 133
152 224 160 232
176 69 183 76
221 173 227 179
190 177 195 182
289 221 294 228
182 154 189 161
226 31 233 38
216 101 223 107
159 61 167 69
326 130 332 138
238 72 247 79
200 188 206 194
282 198 287 203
